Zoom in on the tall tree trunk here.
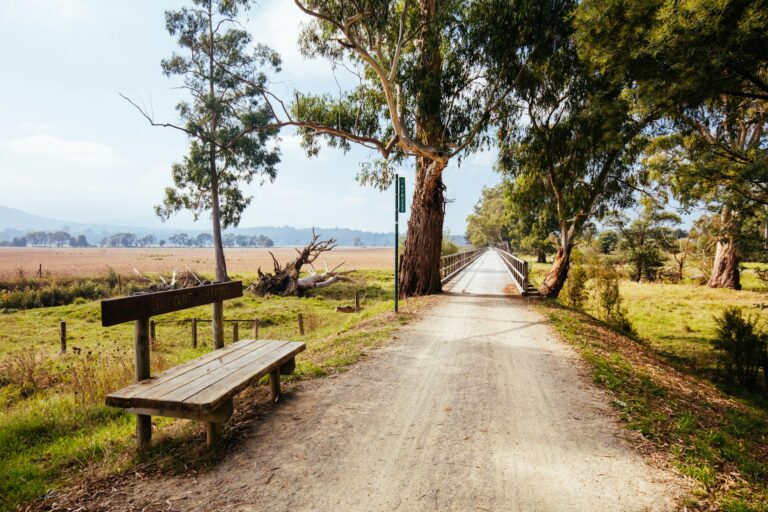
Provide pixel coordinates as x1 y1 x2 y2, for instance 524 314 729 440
763 218 767 251
632 261 642 282
210 177 228 282
208 1 225 352
539 243 572 298
708 239 740 289
536 248 546 263
398 0 446 298
708 208 741 289
399 161 446 297
210 180 226 350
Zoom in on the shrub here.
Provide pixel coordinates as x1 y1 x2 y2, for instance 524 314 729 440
626 245 665 282
712 307 767 389
590 261 636 336
562 265 588 309
441 237 459 256
0 280 112 310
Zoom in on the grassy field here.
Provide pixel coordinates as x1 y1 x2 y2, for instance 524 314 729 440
0 268 413 512
0 247 393 280
527 257 767 375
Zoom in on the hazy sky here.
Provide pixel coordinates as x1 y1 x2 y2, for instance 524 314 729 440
0 0 500 234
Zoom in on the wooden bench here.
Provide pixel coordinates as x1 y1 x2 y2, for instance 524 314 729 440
106 338 304 445
100 282 305 448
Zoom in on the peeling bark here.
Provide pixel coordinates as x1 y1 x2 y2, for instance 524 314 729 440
539 244 572 298
708 239 741 289
399 162 446 297
708 208 741 290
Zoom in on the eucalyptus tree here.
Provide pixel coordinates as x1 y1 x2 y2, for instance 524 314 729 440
495 3 653 298
124 0 281 284
225 0 556 296
605 199 681 282
125 0 281 349
502 182 558 263
465 185 509 247
643 101 766 288
575 0 768 288
291 0 507 296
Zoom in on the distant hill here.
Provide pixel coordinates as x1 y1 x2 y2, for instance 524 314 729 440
0 204 396 247
0 204 88 231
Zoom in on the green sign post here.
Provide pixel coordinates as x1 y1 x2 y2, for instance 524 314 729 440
394 176 405 312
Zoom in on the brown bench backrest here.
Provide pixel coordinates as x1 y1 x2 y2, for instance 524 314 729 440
101 281 243 326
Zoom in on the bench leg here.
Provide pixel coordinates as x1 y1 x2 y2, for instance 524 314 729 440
279 357 296 375
269 368 281 402
206 422 220 446
136 413 152 449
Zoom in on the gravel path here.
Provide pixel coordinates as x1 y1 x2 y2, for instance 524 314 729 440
90 251 686 511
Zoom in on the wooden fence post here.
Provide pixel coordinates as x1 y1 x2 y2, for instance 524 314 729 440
150 320 156 344
191 318 198 348
232 322 239 343
354 290 360 312
134 318 152 449
251 319 259 339
298 313 304 336
59 321 66 353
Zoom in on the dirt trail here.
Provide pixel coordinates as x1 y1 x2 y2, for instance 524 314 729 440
88 251 686 511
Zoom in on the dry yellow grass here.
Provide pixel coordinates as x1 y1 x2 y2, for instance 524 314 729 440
0 247 394 279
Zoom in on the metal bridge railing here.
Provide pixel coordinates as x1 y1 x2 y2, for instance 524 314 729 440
439 247 486 284
494 247 530 295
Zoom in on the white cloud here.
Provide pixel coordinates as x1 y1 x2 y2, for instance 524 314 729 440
1 134 122 167
0 0 88 25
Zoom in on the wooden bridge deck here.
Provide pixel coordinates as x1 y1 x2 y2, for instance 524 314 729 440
442 250 518 296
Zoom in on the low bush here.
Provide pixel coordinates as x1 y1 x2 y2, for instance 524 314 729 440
562 264 588 309
711 307 767 389
441 237 459 256
0 281 112 310
590 263 636 336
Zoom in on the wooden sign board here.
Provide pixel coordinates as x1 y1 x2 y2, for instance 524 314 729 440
101 281 243 327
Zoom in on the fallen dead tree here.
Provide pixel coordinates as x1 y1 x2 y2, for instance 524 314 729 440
249 231 352 297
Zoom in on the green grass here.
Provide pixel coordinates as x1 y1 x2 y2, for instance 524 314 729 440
523 254 766 376
616 281 765 372
541 302 768 511
0 269 407 511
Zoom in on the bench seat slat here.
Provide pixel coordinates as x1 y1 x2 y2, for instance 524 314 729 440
105 339 305 414
152 341 291 405
112 339 260 400
184 343 304 411
130 340 285 407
